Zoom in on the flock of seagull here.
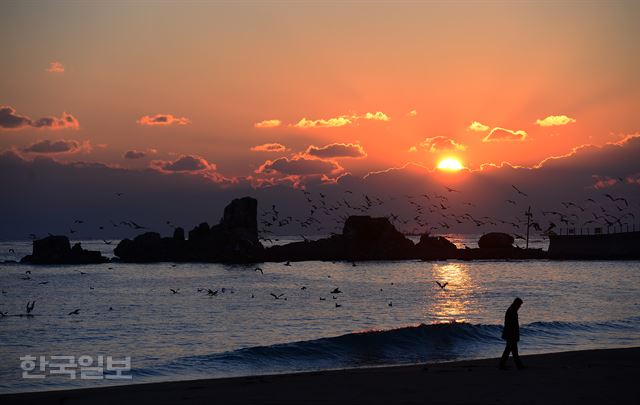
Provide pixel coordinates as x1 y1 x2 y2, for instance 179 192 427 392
2 182 637 319
17 182 637 249
256 184 637 244
0 261 451 318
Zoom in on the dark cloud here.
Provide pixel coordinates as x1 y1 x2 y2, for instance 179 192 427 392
305 143 367 159
257 156 342 176
22 139 87 154
0 106 79 130
250 143 287 152
0 106 32 129
151 155 215 173
137 114 190 126
123 150 147 159
0 135 638 239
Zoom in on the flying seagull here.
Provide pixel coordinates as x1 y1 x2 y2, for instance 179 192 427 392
68 309 80 315
511 185 528 197
436 281 448 290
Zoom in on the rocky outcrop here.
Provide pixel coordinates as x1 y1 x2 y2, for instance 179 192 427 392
114 197 264 262
21 235 108 264
415 233 458 259
478 232 514 249
266 216 415 261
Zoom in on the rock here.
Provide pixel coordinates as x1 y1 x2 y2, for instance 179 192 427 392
173 227 185 241
415 233 458 259
114 197 264 263
266 216 415 261
342 216 415 260
21 235 108 264
478 232 514 249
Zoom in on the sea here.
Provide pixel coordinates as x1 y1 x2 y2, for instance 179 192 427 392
0 235 639 393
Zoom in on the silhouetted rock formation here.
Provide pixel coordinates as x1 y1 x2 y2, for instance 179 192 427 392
21 235 108 264
458 231 546 260
114 197 263 262
478 232 514 249
415 233 458 259
266 216 417 261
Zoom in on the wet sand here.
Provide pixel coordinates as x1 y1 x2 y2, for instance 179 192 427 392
2 347 638 404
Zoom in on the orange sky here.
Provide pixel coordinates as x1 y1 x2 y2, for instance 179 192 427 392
1 1 639 181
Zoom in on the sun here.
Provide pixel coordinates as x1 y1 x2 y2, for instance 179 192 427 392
437 157 464 172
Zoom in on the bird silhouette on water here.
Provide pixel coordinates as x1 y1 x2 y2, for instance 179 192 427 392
436 281 448 290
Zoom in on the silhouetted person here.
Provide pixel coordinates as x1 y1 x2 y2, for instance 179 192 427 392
499 297 525 370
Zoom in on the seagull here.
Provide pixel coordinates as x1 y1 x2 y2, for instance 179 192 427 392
335 302 342 308
207 289 218 296
511 185 528 197
270 293 285 300
284 261 291 266
78 271 87 275
254 267 264 274
68 309 80 315
170 289 180 294
26 301 35 314
436 281 448 290
388 301 393 307
38 281 49 285
319 297 326 301
330 288 342 294
300 286 307 290
103 240 113 245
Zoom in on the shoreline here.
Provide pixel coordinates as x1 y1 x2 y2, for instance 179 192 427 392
2 347 638 404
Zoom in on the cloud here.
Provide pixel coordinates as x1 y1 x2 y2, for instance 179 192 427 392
31 113 79 129
294 116 352 128
22 139 89 154
412 136 466 153
0 106 79 130
536 115 576 127
1 134 638 239
305 143 367 159
360 112 390 121
483 127 527 142
46 62 64 73
257 156 342 176
254 119 282 128
407 110 418 117
293 111 390 128
250 143 287 152
137 114 191 126
468 121 490 132
591 175 618 189
151 154 215 173
123 150 147 159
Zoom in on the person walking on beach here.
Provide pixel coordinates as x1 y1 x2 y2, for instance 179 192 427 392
499 297 525 370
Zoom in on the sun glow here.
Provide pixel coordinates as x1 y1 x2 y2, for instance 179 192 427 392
437 158 463 172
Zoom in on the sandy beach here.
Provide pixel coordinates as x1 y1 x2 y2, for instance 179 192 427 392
2 347 638 405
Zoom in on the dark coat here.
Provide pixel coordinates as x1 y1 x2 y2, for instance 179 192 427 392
501 305 520 341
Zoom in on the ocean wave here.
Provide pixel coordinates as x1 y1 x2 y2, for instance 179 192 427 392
133 316 640 378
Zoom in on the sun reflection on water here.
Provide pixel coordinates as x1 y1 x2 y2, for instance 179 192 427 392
428 262 478 323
